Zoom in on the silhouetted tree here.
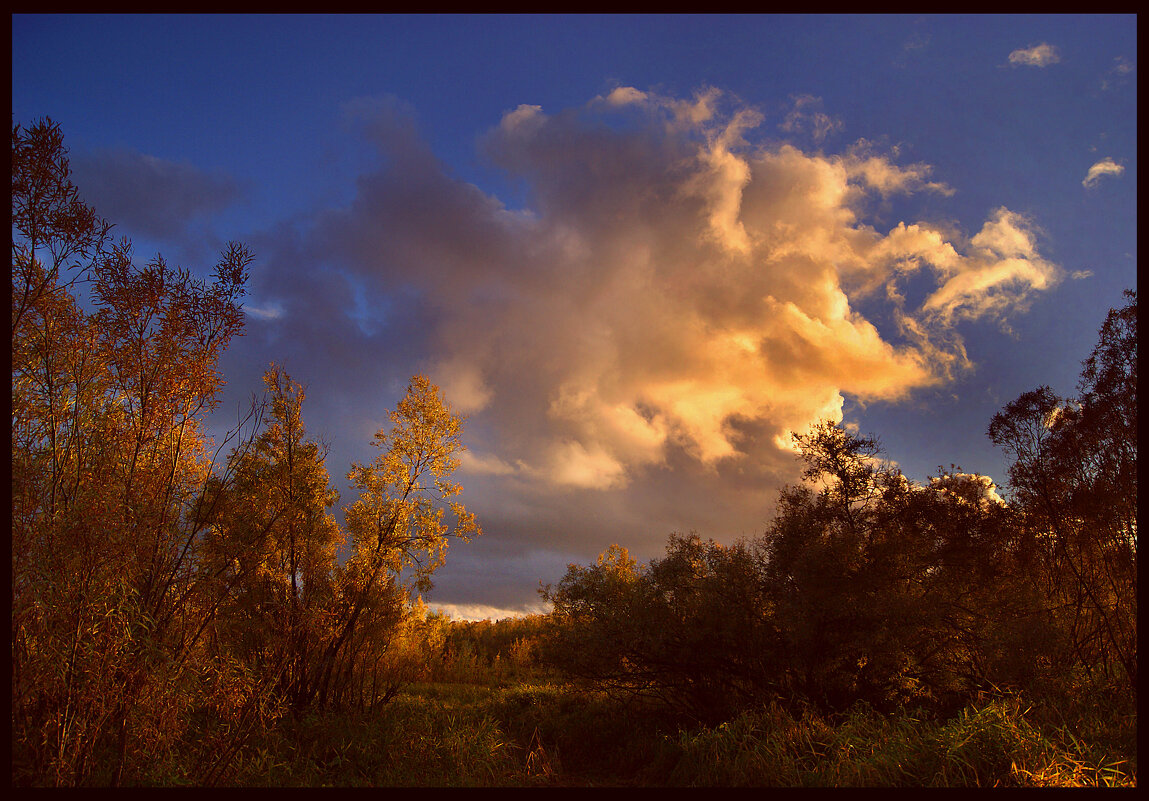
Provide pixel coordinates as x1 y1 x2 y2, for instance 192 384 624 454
988 290 1137 695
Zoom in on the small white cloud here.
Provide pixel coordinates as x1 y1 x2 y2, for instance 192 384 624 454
1101 56 1135 90
498 104 547 137
1071 270 1093 280
842 140 955 197
1082 158 1124 188
930 472 1006 508
244 303 283 320
1009 43 1061 67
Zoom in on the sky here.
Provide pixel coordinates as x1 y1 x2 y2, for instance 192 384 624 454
13 14 1137 620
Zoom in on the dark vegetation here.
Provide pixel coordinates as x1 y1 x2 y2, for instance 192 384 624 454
11 118 1137 786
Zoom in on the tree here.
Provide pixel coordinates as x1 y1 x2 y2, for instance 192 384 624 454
988 290 1137 695
307 375 481 710
542 537 782 723
12 117 256 785
760 424 1039 712
540 545 651 699
200 365 343 710
11 118 111 336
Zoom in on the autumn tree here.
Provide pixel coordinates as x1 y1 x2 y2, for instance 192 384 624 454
304 375 481 710
11 118 111 336
435 612 550 684
200 365 343 710
11 117 256 785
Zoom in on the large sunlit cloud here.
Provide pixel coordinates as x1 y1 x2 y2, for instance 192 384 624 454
239 86 1061 566
1082 157 1125 188
1008 43 1061 67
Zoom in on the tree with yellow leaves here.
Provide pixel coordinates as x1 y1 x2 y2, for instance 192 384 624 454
307 375 481 710
201 365 343 709
12 117 255 785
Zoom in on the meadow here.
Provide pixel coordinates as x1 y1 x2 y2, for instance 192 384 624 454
176 615 1136 788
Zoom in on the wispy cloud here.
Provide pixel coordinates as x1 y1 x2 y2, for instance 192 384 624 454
779 94 844 145
431 602 546 621
243 303 284 321
916 208 1060 326
842 140 955 198
1083 157 1125 188
893 28 931 69
1008 43 1061 68
1101 56 1135 90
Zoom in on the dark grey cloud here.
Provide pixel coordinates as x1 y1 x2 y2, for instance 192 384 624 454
72 148 241 241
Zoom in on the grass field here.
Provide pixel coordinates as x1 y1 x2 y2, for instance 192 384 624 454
209 678 1135 787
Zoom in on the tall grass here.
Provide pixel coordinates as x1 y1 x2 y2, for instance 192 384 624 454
220 687 520 786
166 679 1134 787
663 696 1136 787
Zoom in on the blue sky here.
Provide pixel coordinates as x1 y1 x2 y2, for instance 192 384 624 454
13 14 1136 619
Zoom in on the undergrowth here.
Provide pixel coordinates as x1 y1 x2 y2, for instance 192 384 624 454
205 682 1134 787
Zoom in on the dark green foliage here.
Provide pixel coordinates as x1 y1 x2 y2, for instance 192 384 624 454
543 289 1136 720
178 682 1134 787
988 290 1137 695
541 537 783 723
543 437 1047 717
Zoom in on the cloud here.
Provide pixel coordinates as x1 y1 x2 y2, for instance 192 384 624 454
243 303 284 321
431 602 547 621
224 87 1061 607
929 472 1006 509
1008 43 1061 67
71 148 241 240
1082 157 1125 188
1111 56 1135 75
1101 56 1135 90
841 140 955 198
779 94 843 145
916 208 1061 325
903 30 930 53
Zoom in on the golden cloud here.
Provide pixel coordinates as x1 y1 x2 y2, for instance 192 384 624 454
337 88 1061 493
